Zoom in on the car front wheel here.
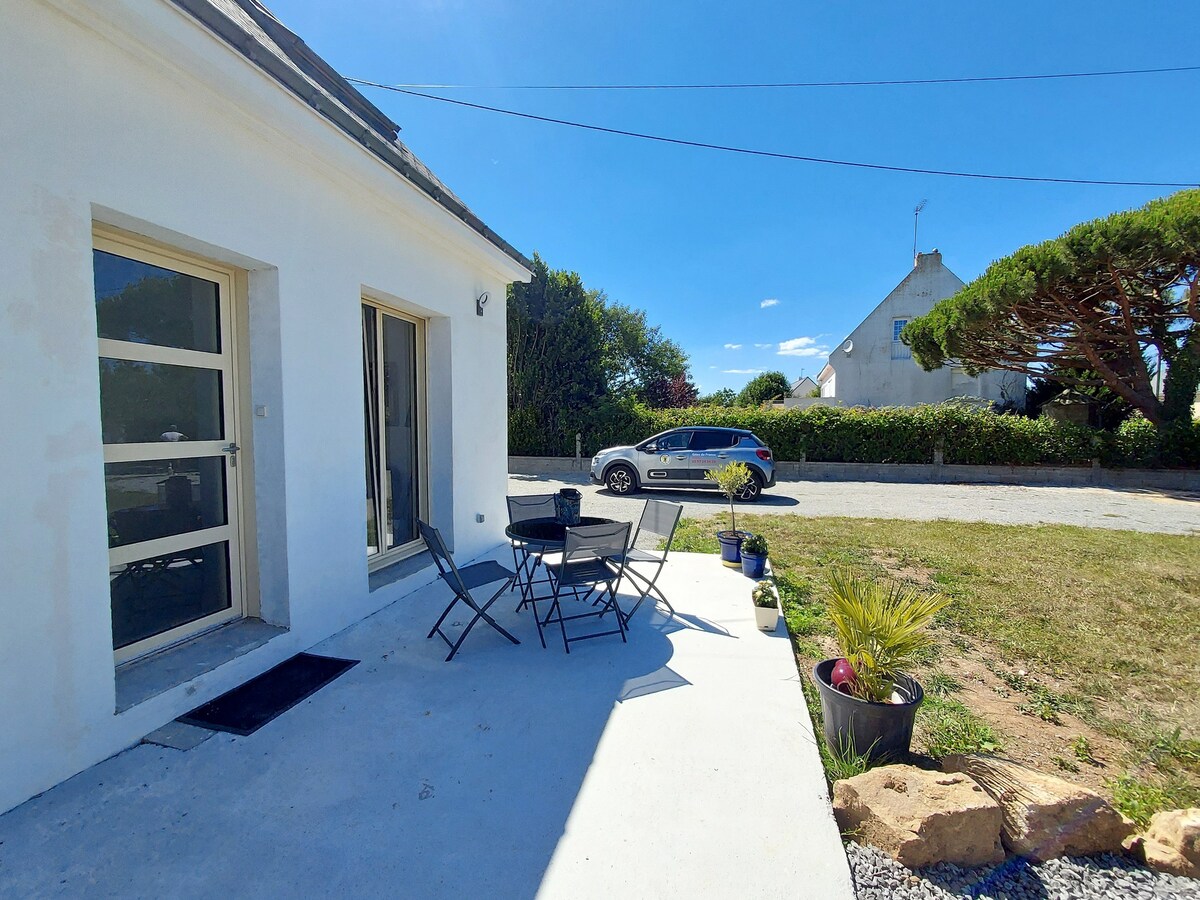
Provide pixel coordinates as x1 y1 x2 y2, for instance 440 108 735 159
605 464 638 495
736 472 764 502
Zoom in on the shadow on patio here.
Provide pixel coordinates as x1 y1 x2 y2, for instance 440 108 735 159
0 551 851 899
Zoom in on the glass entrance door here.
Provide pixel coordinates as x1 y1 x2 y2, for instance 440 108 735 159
94 232 243 664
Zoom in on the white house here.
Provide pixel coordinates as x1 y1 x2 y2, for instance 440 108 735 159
0 0 531 814
790 376 819 397
817 251 1025 409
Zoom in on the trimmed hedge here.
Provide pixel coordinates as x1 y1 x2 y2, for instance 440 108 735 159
512 403 1200 469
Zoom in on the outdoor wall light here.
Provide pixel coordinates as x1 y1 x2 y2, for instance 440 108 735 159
476 291 490 316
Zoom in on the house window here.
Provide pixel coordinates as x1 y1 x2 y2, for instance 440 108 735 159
891 318 912 360
363 302 427 569
94 228 246 664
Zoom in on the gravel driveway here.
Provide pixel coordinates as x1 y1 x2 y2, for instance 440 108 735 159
507 471 1200 535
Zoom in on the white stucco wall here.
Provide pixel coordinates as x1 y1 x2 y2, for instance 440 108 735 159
0 0 529 813
822 252 1025 408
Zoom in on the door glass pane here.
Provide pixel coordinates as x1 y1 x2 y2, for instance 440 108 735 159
99 359 224 443
105 458 227 548
382 315 418 549
362 307 381 556
110 540 231 650
93 250 221 353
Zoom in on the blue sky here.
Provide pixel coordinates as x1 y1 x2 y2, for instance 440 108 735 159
268 0 1198 394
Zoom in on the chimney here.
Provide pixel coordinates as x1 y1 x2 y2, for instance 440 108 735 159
914 248 942 269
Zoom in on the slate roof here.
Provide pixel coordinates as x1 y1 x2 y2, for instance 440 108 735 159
171 0 531 271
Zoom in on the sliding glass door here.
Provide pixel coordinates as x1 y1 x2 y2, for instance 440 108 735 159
363 303 426 567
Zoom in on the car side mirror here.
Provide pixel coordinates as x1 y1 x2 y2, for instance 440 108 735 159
641 444 656 453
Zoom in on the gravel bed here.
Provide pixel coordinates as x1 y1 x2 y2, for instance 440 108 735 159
847 841 1200 900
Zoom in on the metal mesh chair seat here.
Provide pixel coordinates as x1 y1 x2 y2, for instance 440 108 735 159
622 548 664 564
456 560 520 592
548 557 621 586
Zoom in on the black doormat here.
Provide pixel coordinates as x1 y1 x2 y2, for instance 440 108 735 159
177 653 358 736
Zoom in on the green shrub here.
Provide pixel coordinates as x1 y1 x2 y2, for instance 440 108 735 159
512 402 1200 468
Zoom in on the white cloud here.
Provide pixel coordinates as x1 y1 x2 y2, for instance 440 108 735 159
723 343 742 350
777 336 830 358
722 368 764 375
760 298 780 308
754 343 773 350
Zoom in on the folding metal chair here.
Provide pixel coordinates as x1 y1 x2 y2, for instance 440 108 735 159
506 494 557 608
418 520 520 661
620 499 683 624
538 521 631 653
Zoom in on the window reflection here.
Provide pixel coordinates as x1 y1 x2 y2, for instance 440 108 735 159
110 540 231 649
93 250 221 353
105 458 227 548
98 359 223 443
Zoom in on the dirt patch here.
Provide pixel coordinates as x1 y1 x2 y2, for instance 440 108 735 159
939 650 1128 797
867 550 935 585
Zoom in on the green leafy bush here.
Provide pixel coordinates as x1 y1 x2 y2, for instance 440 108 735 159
742 533 768 555
514 402 1200 468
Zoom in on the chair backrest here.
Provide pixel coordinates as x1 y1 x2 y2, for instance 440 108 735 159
506 494 557 524
563 521 631 574
417 519 469 596
632 500 683 555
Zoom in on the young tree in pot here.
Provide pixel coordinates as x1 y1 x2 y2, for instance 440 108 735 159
812 569 950 762
741 533 769 579
704 461 753 567
751 579 779 631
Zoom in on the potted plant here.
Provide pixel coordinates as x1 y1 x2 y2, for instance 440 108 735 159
704 461 753 567
751 579 778 631
741 533 769 579
812 569 950 762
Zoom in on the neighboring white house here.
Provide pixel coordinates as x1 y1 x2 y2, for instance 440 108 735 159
790 376 819 397
775 376 822 409
817 251 1025 409
0 0 531 814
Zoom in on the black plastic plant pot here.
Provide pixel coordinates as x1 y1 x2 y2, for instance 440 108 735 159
812 659 924 763
740 551 767 579
716 530 749 568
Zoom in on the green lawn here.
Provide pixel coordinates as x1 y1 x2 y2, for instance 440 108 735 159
670 515 1200 823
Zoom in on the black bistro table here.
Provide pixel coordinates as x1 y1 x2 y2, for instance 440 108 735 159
505 516 616 604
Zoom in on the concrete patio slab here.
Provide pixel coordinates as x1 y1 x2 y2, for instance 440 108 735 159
0 550 852 899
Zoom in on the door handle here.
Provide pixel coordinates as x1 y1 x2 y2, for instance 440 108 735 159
717 453 728 458
222 442 240 467
675 454 687 459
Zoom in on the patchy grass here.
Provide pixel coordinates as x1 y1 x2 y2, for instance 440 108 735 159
1110 773 1200 827
671 514 1200 814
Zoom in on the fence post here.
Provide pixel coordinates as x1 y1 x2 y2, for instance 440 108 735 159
575 432 582 470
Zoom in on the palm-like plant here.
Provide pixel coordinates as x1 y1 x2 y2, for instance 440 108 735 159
704 461 752 533
825 569 951 703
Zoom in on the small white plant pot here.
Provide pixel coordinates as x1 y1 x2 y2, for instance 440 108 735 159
754 604 779 632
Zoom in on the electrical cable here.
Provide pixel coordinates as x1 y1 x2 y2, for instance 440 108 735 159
347 80 1198 188
354 65 1200 91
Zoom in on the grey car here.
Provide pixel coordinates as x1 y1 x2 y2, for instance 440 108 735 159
590 426 776 501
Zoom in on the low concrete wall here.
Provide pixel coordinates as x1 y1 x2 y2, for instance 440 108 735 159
510 456 1200 491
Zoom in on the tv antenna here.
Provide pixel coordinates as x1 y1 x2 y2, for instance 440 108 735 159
913 199 928 262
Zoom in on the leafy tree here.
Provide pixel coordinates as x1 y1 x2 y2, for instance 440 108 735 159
904 190 1200 427
736 371 792 407
698 387 737 407
642 373 699 408
507 254 697 452
507 255 608 454
600 302 692 405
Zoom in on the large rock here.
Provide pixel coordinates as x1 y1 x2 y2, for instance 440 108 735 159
1137 808 1200 878
832 765 1004 869
942 754 1135 861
